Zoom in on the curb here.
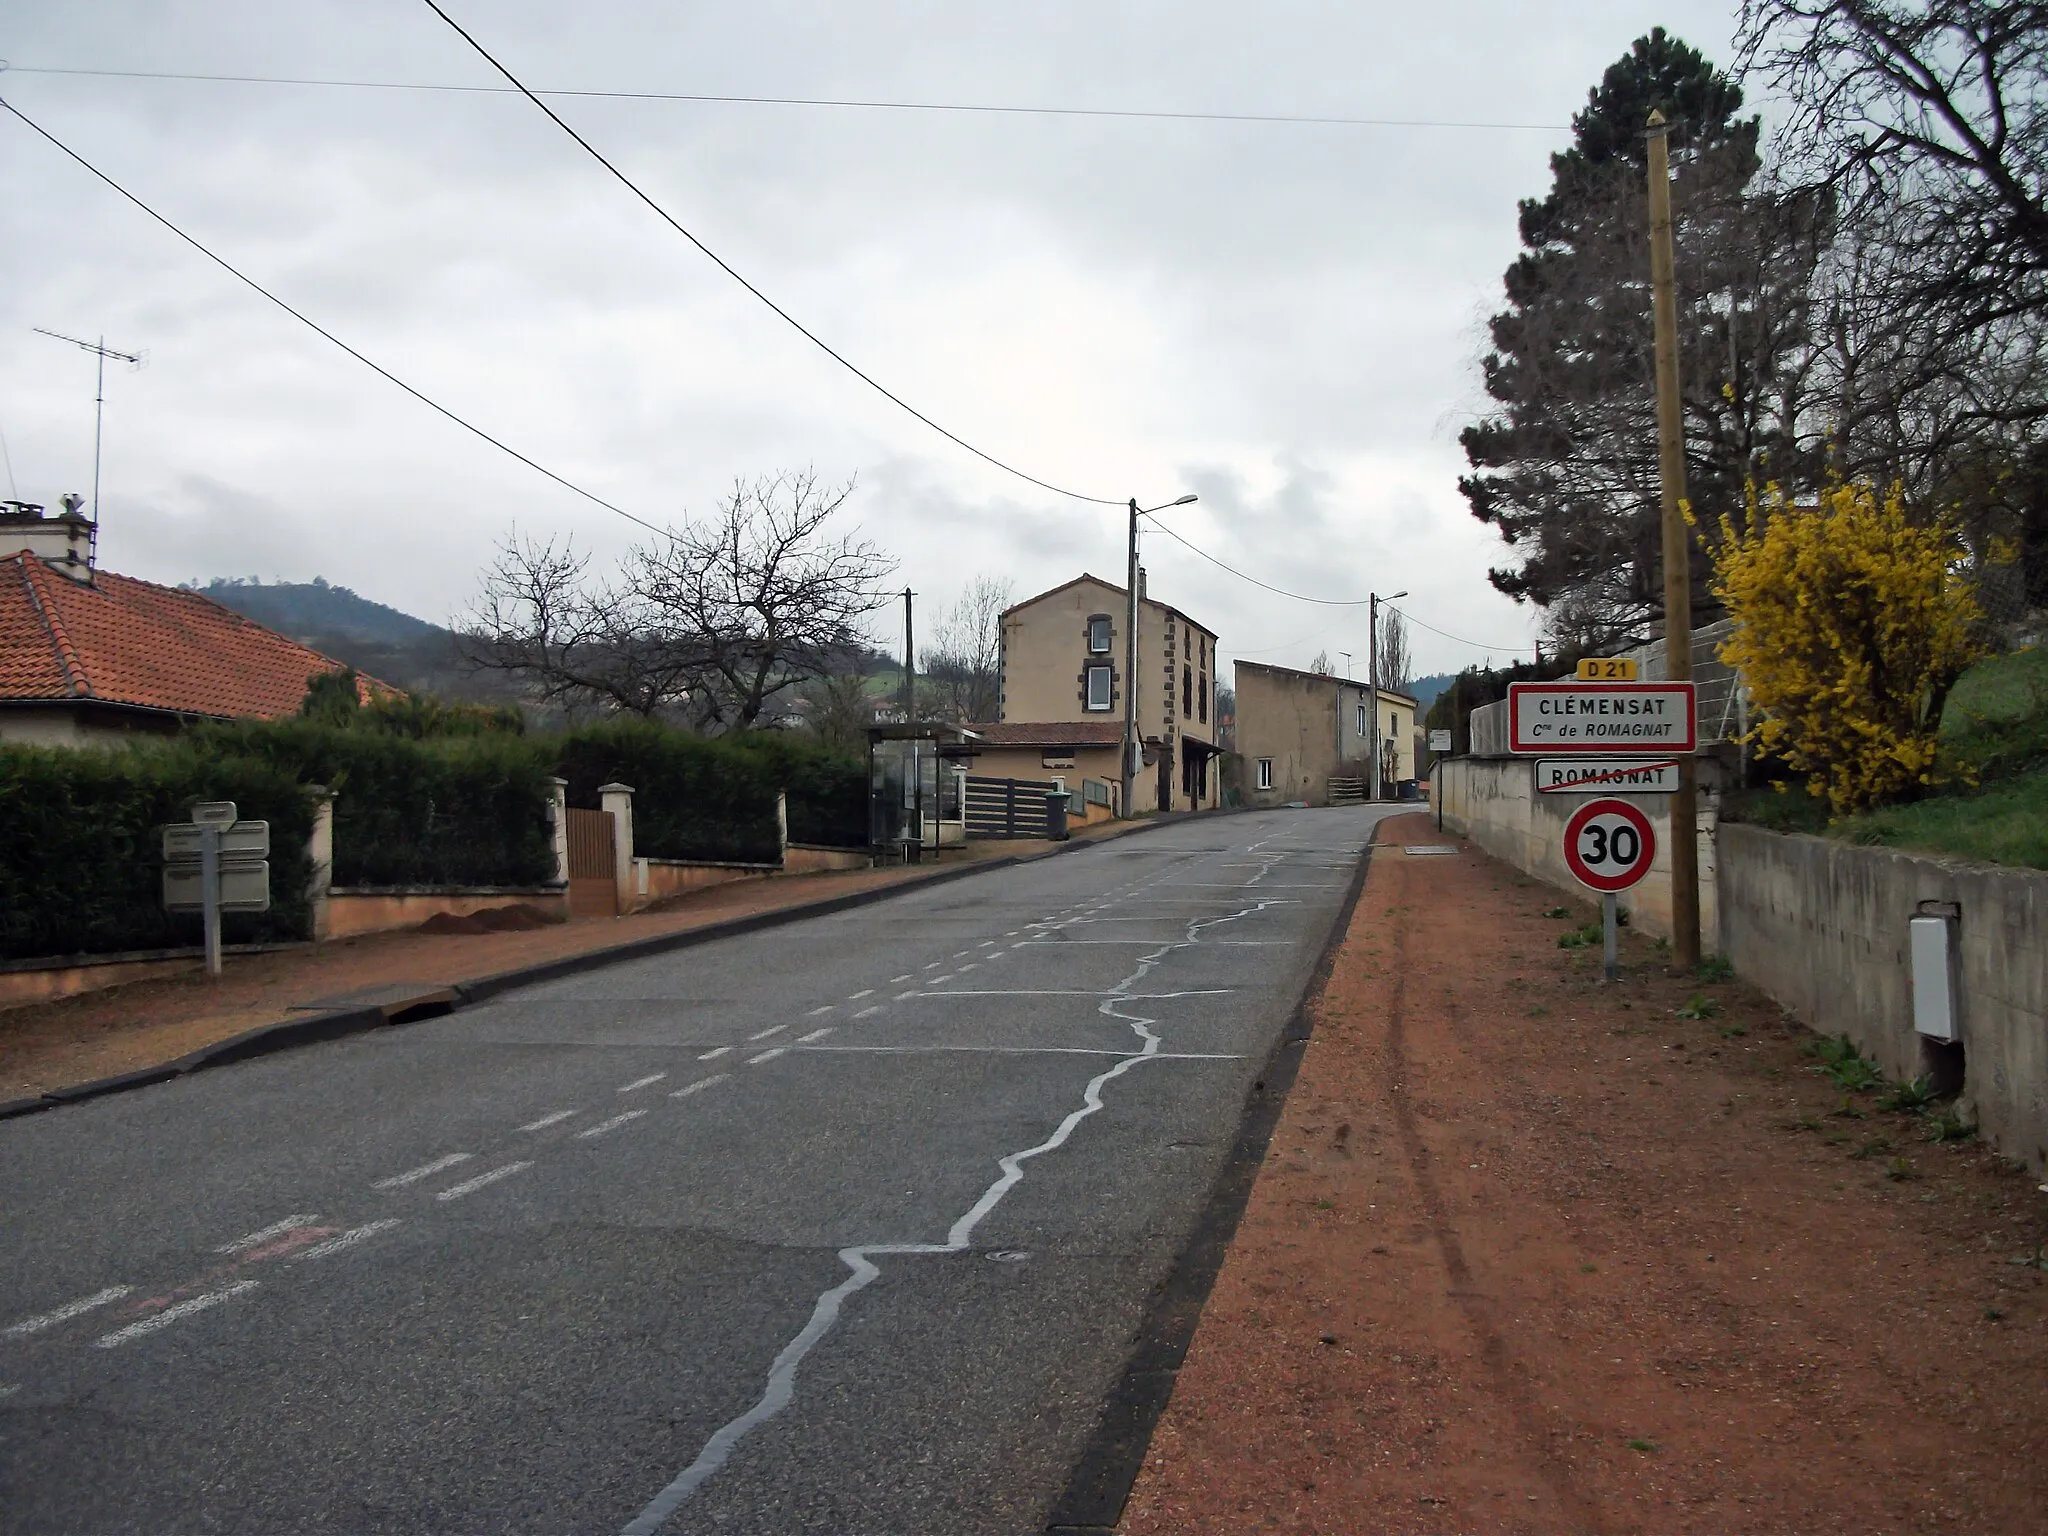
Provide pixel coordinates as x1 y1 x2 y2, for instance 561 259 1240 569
1044 835 1377 1532
0 815 1195 1124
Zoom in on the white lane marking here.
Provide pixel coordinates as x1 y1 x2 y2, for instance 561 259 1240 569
436 1160 535 1198
952 950 970 958
214 1215 319 1254
890 974 913 983
698 1046 734 1060
0 1384 17 1398
923 961 944 970
619 1072 668 1093
978 940 997 948
94 1281 259 1349
746 1047 788 1065
575 1112 647 1141
892 991 917 1001
796 1027 834 1043
797 1045 1242 1059
928 974 955 984
806 1005 835 1016
670 1073 730 1098
847 989 873 1001
958 962 980 971
520 1109 578 1131
296 1219 402 1261
747 1025 787 1042
373 1152 473 1189
1004 932 1019 937
5 1285 133 1339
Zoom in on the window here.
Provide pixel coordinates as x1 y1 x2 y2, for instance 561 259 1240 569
1256 757 1274 790
1085 664 1113 711
1087 615 1112 654
1198 672 1208 723
1182 664 1192 716
1357 702 1367 737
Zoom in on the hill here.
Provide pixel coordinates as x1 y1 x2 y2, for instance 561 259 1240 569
188 578 443 644
1402 672 1456 711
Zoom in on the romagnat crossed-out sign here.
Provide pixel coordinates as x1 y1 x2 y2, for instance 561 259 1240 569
1506 681 1696 755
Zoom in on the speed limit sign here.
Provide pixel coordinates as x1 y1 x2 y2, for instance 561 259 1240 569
1562 797 1656 893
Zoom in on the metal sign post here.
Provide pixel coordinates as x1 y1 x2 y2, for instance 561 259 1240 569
199 822 222 976
1561 797 1657 983
161 802 270 976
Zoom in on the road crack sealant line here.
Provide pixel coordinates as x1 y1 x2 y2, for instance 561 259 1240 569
619 833 1308 1535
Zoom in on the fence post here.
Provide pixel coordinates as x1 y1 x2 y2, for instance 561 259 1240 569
777 790 789 868
599 782 636 913
1005 778 1017 838
545 776 571 888
306 785 336 942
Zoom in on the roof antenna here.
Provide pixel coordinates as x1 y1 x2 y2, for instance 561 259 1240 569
33 327 145 542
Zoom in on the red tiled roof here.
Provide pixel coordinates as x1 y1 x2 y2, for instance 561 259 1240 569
0 554 375 720
970 721 1126 747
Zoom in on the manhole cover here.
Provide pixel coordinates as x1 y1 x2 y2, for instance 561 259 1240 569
1402 846 1461 856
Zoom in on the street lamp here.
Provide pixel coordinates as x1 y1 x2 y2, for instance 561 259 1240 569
1124 494 1200 818
1367 590 1408 802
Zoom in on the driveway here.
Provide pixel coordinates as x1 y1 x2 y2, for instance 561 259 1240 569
0 808 1392 1534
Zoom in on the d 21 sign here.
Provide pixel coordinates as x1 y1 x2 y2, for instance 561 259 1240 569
1561 798 1657 894
1508 681 1695 754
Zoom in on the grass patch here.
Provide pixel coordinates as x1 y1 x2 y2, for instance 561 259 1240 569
1694 954 1735 983
1673 994 1722 1020
1557 921 1603 949
1827 768 2048 869
1877 1076 1939 1112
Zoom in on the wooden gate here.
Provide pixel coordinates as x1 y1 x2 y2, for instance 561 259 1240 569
565 807 617 917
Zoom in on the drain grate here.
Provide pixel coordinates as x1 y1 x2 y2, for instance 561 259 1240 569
1402 845 1461 856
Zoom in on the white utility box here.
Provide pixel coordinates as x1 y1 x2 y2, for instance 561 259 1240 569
1909 914 1959 1041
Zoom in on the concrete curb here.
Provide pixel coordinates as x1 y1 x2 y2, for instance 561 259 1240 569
0 815 1196 1125
1044 834 1377 1533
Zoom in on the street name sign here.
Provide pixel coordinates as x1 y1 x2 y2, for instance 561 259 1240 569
1533 757 1679 795
1507 681 1695 755
163 863 273 912
162 821 270 861
1561 798 1657 894
160 805 273 974
1575 657 1639 681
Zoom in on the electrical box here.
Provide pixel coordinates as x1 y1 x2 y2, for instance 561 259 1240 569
1909 914 1958 1041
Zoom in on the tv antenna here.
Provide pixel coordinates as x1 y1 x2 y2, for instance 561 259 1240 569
33 328 144 528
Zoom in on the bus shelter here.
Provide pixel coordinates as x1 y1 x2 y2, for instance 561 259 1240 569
868 724 980 862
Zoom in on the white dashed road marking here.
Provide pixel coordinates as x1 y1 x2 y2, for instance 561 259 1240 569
296 1219 402 1261
5 1286 133 1339
94 1281 259 1349
575 1112 647 1141
746 1047 788 1065
796 1027 833 1043
373 1153 473 1189
890 974 913 983
214 1215 319 1254
618 1073 668 1093
806 1005 835 1016
436 1161 535 1198
699 1046 734 1060
747 1025 787 1042
847 990 873 1000
670 1074 729 1098
520 1109 577 1131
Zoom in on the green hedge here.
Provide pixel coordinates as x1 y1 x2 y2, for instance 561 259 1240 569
725 733 867 849
195 721 556 887
0 740 315 962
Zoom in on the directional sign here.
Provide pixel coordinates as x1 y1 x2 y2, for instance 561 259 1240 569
163 861 272 913
1429 729 1453 752
190 801 239 827
1562 798 1657 893
162 820 270 861
1508 681 1695 755
1534 758 1679 795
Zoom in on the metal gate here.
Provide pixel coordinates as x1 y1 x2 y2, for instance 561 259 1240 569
565 807 617 917
965 775 1057 840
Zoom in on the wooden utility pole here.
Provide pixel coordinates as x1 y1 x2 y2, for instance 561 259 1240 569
1122 499 1141 819
901 588 916 724
1647 109 1702 968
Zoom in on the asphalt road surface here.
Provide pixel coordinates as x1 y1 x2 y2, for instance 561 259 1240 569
1 807 1391 1534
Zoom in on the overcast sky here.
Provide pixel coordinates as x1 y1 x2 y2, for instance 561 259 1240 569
3 1 1749 682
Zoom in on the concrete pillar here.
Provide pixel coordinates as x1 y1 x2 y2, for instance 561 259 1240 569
599 782 635 913
546 777 570 887
306 786 336 942
776 790 789 868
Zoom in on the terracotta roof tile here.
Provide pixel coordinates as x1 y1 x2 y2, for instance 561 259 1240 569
970 720 1126 747
0 554 373 720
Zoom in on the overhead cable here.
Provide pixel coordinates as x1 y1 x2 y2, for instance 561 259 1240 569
418 2 1122 507
0 95 667 537
1 64 1570 133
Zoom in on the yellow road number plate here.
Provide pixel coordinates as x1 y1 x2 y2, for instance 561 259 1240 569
1576 657 1639 681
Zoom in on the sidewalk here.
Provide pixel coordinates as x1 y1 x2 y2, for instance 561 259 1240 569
1118 812 2048 1535
0 824 1131 1103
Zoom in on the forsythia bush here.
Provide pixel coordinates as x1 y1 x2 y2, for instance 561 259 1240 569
1715 481 1983 814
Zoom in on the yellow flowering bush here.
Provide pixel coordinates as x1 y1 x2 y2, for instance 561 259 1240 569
1714 481 1983 814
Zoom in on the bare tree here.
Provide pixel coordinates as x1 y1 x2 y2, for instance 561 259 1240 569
634 472 897 728
464 533 701 717
1307 649 1335 676
464 471 897 728
1374 607 1413 694
919 574 1014 723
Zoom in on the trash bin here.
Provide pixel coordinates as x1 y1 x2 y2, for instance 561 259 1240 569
1044 791 1070 841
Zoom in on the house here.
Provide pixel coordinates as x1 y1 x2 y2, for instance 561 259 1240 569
1234 659 1418 807
982 572 1222 815
1 501 371 745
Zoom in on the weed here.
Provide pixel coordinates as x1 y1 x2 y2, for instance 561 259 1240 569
2011 1247 2048 1272
1926 1111 1977 1143
1885 1157 1919 1181
1313 1197 1335 1210
1626 1439 1659 1454
1985 1307 2006 1321
1580 1263 1598 1273
1808 1035 1883 1091
1674 994 1722 1020
1720 1025 1748 1039
1878 1076 1939 1112
1543 906 1572 919
1528 1005 1550 1018
1829 1094 1866 1119
1695 954 1735 983
1823 1132 1851 1146
1848 1137 1894 1160
1558 921 1602 949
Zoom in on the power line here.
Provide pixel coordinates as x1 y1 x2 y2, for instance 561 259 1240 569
1138 510 1535 653
419 2 1122 507
0 64 1571 133
0 94 667 538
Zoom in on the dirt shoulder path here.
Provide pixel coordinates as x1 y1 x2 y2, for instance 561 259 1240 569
1119 811 2048 1535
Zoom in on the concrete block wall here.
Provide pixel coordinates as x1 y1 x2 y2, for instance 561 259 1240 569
1719 825 2048 1173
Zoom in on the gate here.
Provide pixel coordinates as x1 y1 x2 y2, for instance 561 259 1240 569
565 807 617 917
965 775 1058 840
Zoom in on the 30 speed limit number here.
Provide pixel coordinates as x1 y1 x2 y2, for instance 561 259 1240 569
1561 797 1656 893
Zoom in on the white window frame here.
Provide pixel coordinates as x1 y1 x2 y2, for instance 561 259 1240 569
1357 702 1367 737
1256 757 1274 791
1087 616 1112 654
1084 664 1113 711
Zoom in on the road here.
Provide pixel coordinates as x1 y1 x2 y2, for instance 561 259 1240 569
0 807 1388 1534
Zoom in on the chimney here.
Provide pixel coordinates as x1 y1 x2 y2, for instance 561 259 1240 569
1137 566 1148 600
1 496 97 582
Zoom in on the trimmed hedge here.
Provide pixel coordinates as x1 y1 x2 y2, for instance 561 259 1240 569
197 721 556 887
726 733 867 849
0 740 315 962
